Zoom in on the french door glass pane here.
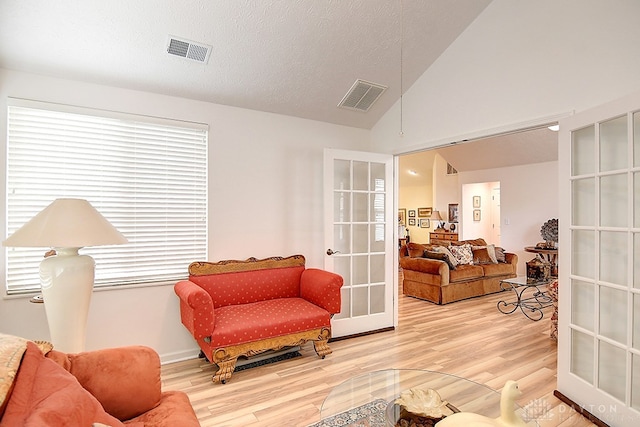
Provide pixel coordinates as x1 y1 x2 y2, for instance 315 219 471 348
352 286 368 316
334 160 350 190
599 115 628 172
635 233 640 289
572 178 595 226
571 279 595 331
572 230 595 278
334 192 350 222
633 354 640 410
572 125 595 176
353 161 369 190
599 285 627 343
633 294 640 349
371 284 385 314
600 174 628 228
599 231 627 285
353 224 368 253
634 173 640 228
635 112 640 168
333 224 350 254
571 329 594 384
598 341 626 402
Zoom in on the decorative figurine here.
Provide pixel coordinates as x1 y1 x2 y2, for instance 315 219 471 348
435 380 529 426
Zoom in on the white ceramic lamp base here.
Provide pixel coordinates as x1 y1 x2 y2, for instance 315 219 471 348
40 247 95 353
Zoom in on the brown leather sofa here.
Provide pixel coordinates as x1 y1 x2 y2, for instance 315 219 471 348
400 239 517 304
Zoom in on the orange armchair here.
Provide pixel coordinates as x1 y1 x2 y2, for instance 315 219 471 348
0 334 199 426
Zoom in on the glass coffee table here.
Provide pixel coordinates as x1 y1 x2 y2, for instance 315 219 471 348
320 369 537 426
497 276 552 321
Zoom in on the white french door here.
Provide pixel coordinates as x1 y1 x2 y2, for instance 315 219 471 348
558 90 640 426
323 149 395 338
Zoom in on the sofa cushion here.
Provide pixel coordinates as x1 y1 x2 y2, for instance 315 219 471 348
1 342 125 427
431 246 458 268
211 297 331 346
449 244 474 265
424 250 456 270
407 242 430 258
449 264 484 283
481 262 517 278
472 245 498 265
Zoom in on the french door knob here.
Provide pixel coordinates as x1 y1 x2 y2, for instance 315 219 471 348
326 249 340 256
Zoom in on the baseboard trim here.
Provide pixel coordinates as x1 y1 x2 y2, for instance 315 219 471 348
330 327 394 342
553 390 610 427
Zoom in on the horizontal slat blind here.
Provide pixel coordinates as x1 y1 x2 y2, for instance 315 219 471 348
6 100 207 294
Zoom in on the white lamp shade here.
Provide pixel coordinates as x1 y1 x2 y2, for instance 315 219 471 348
3 198 128 248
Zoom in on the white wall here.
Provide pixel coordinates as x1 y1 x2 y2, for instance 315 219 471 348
0 69 368 362
460 181 498 242
371 0 640 154
458 161 558 275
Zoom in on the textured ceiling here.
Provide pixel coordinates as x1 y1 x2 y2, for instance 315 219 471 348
0 0 491 129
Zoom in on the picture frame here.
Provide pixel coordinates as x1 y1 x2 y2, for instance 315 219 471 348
473 209 481 221
473 196 481 208
419 219 430 228
408 209 416 218
408 218 416 226
417 207 432 218
448 203 459 223
398 208 407 225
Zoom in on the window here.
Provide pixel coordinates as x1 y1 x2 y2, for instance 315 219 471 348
5 99 208 294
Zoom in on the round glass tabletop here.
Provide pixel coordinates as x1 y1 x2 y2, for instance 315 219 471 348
320 369 538 426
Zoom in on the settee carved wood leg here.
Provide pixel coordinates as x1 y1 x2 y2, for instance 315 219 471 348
212 358 238 384
313 339 332 359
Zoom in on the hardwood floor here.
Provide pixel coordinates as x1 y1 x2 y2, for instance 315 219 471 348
161 281 595 427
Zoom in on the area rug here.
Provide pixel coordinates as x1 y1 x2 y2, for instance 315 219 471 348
308 399 388 427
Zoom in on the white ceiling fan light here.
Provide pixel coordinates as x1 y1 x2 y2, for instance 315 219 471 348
166 35 212 64
338 79 388 112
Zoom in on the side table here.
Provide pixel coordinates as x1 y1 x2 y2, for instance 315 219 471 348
497 276 552 321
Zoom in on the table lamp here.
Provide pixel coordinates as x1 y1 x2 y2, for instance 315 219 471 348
430 211 446 231
3 198 128 353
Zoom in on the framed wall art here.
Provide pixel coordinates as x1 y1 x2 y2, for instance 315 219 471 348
398 209 407 225
473 196 481 208
419 219 430 228
408 210 416 218
408 218 416 226
448 203 459 223
417 207 432 218
473 209 481 221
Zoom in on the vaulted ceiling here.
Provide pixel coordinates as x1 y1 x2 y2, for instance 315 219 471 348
0 0 491 129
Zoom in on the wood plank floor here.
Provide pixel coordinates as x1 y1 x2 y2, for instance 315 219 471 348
161 280 596 427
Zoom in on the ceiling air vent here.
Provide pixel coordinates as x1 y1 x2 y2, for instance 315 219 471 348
338 79 388 112
167 36 212 64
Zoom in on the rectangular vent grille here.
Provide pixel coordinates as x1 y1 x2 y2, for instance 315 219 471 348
167 36 211 64
338 79 388 112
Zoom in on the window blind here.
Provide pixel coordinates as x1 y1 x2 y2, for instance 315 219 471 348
5 99 208 294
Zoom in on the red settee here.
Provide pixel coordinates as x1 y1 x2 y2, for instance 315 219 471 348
174 255 343 384
0 334 199 426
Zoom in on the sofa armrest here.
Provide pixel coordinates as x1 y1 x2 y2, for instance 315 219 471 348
505 252 518 266
174 280 215 340
300 268 343 314
399 256 448 275
65 346 162 421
